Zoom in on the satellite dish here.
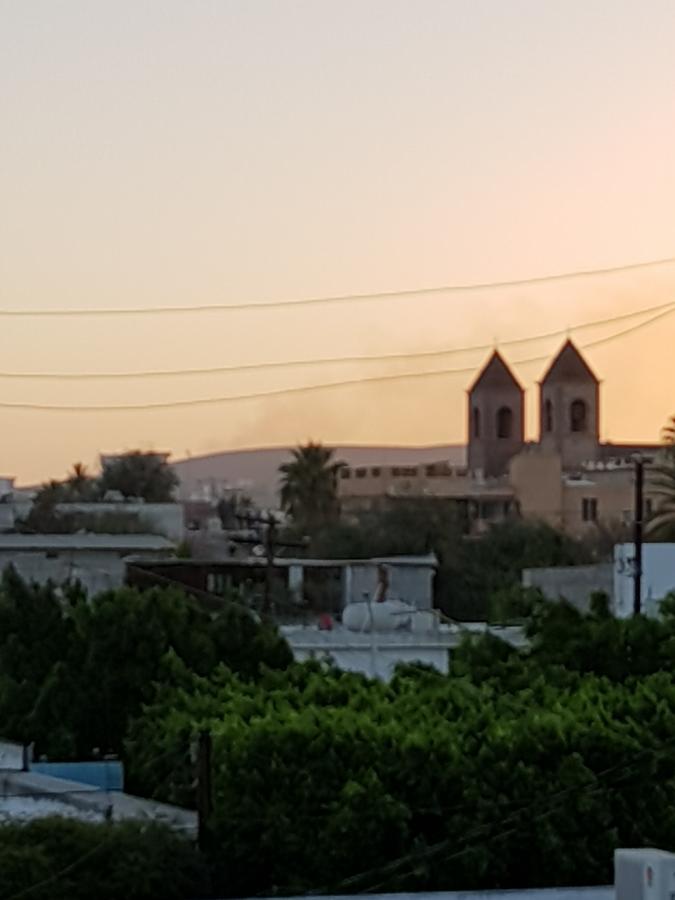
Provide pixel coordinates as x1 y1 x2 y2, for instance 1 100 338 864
252 544 265 558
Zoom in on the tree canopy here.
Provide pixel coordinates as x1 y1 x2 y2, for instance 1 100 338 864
279 442 345 532
647 414 675 539
0 568 291 761
98 452 178 502
127 597 675 896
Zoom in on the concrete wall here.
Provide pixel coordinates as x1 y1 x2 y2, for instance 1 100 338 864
523 563 613 613
31 761 123 791
289 643 450 680
614 542 675 618
262 887 612 900
348 562 435 610
510 448 564 529
0 548 169 596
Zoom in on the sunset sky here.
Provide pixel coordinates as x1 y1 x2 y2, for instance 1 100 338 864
2 0 675 485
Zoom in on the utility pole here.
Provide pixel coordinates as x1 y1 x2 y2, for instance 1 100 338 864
196 730 212 852
263 513 276 615
633 455 644 617
230 511 307 616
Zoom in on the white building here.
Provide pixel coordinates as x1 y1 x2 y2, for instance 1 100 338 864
614 542 675 618
282 620 526 681
0 533 175 596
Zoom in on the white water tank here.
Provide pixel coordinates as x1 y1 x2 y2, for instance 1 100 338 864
342 600 413 632
615 848 675 899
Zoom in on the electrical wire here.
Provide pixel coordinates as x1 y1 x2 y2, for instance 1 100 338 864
2 255 675 317
0 300 672 381
304 730 675 896
0 303 672 413
3 831 115 900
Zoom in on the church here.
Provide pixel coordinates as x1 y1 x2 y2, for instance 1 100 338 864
467 339 654 478
338 339 660 536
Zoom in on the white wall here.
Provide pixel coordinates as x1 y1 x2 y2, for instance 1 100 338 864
290 644 450 680
0 549 167 596
348 563 434 609
614 543 675 618
270 891 612 900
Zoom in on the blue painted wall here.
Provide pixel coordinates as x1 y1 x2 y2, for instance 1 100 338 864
31 760 124 791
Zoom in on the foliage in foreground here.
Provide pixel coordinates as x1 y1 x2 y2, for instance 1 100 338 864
126 596 675 896
0 819 208 900
0 567 292 760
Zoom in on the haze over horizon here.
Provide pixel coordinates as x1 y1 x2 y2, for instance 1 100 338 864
2 1 675 485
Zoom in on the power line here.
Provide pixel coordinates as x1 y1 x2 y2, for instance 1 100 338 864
0 299 672 381
305 732 675 897
2 255 675 317
0 304 672 412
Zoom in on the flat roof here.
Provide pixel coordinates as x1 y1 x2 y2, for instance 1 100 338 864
133 554 437 569
0 534 175 552
254 889 611 900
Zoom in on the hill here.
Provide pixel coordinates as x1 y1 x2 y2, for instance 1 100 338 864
172 444 466 508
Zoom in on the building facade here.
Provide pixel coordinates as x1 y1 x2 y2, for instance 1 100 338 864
338 340 661 537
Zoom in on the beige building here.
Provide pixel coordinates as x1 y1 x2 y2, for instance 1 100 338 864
338 340 661 537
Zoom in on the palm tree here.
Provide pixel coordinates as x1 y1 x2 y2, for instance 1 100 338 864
646 416 675 539
279 442 346 532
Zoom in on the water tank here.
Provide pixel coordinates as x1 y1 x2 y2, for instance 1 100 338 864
342 600 413 632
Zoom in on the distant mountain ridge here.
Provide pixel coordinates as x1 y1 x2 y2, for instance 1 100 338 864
172 444 466 507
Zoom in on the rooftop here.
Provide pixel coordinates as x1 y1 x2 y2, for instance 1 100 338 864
255 890 611 900
132 553 438 570
0 534 175 552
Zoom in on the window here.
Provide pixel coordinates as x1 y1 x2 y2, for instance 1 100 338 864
646 498 653 517
370 467 381 477
340 468 351 479
544 399 553 433
582 497 598 522
472 407 481 438
570 399 587 433
355 467 367 479
496 406 513 439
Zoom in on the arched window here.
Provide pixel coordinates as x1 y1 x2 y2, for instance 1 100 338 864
544 399 553 433
472 407 481 438
570 399 587 433
496 406 513 439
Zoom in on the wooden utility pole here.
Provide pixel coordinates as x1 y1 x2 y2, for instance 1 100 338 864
230 511 307 615
633 455 644 617
263 513 276 614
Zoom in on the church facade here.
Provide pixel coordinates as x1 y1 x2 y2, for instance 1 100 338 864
338 339 660 536
467 339 653 478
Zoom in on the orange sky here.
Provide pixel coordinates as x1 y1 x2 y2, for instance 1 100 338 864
1 0 675 485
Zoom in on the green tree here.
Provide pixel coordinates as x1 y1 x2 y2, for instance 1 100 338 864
127 636 675 897
98 452 178 502
647 415 675 539
0 570 291 761
0 819 209 900
279 442 345 532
